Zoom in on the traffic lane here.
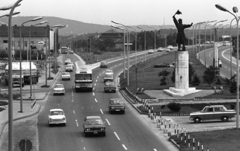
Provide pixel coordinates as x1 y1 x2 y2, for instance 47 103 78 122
168 116 237 132
38 56 85 151
93 59 177 151
72 92 126 151
38 81 84 151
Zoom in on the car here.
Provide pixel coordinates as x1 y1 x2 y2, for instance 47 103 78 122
163 48 171 52
61 72 71 80
48 109 66 126
68 62 74 69
100 61 108 68
104 81 116 93
105 69 113 76
189 105 236 123
154 63 174 68
108 98 126 114
65 58 71 65
104 74 114 83
83 116 106 137
69 50 74 54
148 49 154 54
218 59 222 67
65 64 73 72
53 84 65 95
167 45 174 50
157 47 164 52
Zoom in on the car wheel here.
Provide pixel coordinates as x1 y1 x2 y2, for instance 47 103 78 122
122 110 125 114
102 132 106 137
109 110 112 114
85 132 88 137
63 123 66 126
194 117 201 123
221 116 229 122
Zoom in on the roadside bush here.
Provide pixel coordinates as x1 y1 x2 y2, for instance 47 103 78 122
229 81 237 94
191 74 201 86
167 102 181 112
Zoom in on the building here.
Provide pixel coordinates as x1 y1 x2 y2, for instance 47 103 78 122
0 25 55 60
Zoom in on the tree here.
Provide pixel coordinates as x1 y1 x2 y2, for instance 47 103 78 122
202 66 219 86
189 64 195 84
158 70 170 85
191 74 201 86
171 69 175 83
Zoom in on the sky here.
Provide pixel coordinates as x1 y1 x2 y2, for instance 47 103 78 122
1 0 240 26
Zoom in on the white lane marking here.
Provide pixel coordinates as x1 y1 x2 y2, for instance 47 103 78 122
82 107 84 109
75 120 78 127
114 132 120 140
72 91 73 96
91 106 93 109
73 110 75 114
83 147 86 150
122 144 127 150
93 92 95 96
93 87 95 91
72 99 74 102
96 79 97 83
100 109 103 114
106 119 111 125
153 149 157 151
94 83 96 87
95 98 98 103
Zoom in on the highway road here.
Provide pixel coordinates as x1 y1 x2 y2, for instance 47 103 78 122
198 45 235 79
37 51 178 151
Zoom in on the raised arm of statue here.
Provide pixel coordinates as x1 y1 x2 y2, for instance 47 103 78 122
173 15 178 27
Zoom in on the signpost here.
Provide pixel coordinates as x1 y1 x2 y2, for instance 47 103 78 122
19 139 32 151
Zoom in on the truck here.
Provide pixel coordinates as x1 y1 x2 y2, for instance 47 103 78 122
74 67 93 92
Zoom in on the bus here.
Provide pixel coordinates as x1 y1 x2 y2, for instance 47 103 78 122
74 67 93 92
61 46 68 54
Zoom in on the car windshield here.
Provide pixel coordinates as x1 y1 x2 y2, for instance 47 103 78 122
111 99 123 105
50 111 63 115
55 84 63 88
85 119 103 125
62 72 69 75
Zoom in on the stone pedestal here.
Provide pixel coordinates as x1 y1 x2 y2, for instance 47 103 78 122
163 51 201 96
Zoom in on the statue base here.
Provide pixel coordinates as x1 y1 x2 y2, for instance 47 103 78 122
163 87 201 97
178 46 186 51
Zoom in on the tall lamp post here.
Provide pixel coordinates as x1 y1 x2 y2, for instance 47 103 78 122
2 1 23 151
137 26 147 62
147 25 157 57
111 25 126 79
221 24 229 42
216 4 240 128
19 16 43 112
111 20 130 86
230 18 236 78
127 26 138 65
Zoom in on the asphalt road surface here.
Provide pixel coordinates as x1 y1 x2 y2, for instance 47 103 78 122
37 51 178 151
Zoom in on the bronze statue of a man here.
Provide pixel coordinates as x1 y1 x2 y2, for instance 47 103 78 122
173 10 193 51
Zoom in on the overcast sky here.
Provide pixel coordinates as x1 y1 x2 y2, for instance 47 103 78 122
1 0 240 26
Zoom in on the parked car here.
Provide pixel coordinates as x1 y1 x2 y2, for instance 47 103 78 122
154 63 174 68
48 109 66 126
83 116 106 137
65 64 73 72
100 61 108 68
53 84 65 95
69 50 74 54
104 81 116 93
108 98 126 114
189 105 236 123
62 72 71 80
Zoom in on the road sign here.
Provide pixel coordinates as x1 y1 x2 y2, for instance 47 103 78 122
124 43 132 45
19 139 32 151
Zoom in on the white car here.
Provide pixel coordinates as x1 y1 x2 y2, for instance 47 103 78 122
65 64 73 72
105 69 113 76
62 72 71 80
48 109 66 126
65 58 71 65
148 49 154 54
167 45 174 50
68 63 74 69
53 84 65 95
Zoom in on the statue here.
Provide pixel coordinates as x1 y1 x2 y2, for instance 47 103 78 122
173 10 193 51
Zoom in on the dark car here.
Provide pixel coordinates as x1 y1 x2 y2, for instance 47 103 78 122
83 116 106 137
104 81 116 93
100 61 108 68
108 98 125 114
189 105 236 123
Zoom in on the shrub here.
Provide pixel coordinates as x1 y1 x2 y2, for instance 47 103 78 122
167 102 181 112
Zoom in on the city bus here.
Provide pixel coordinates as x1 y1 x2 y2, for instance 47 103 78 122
74 67 93 92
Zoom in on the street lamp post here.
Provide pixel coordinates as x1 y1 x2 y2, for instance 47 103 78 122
111 25 126 79
221 24 229 42
148 26 157 57
111 21 130 85
19 16 43 112
2 1 23 151
216 4 240 128
137 26 147 62
230 18 236 78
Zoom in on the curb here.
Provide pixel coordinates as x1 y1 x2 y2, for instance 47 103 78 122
120 90 142 114
0 105 41 141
